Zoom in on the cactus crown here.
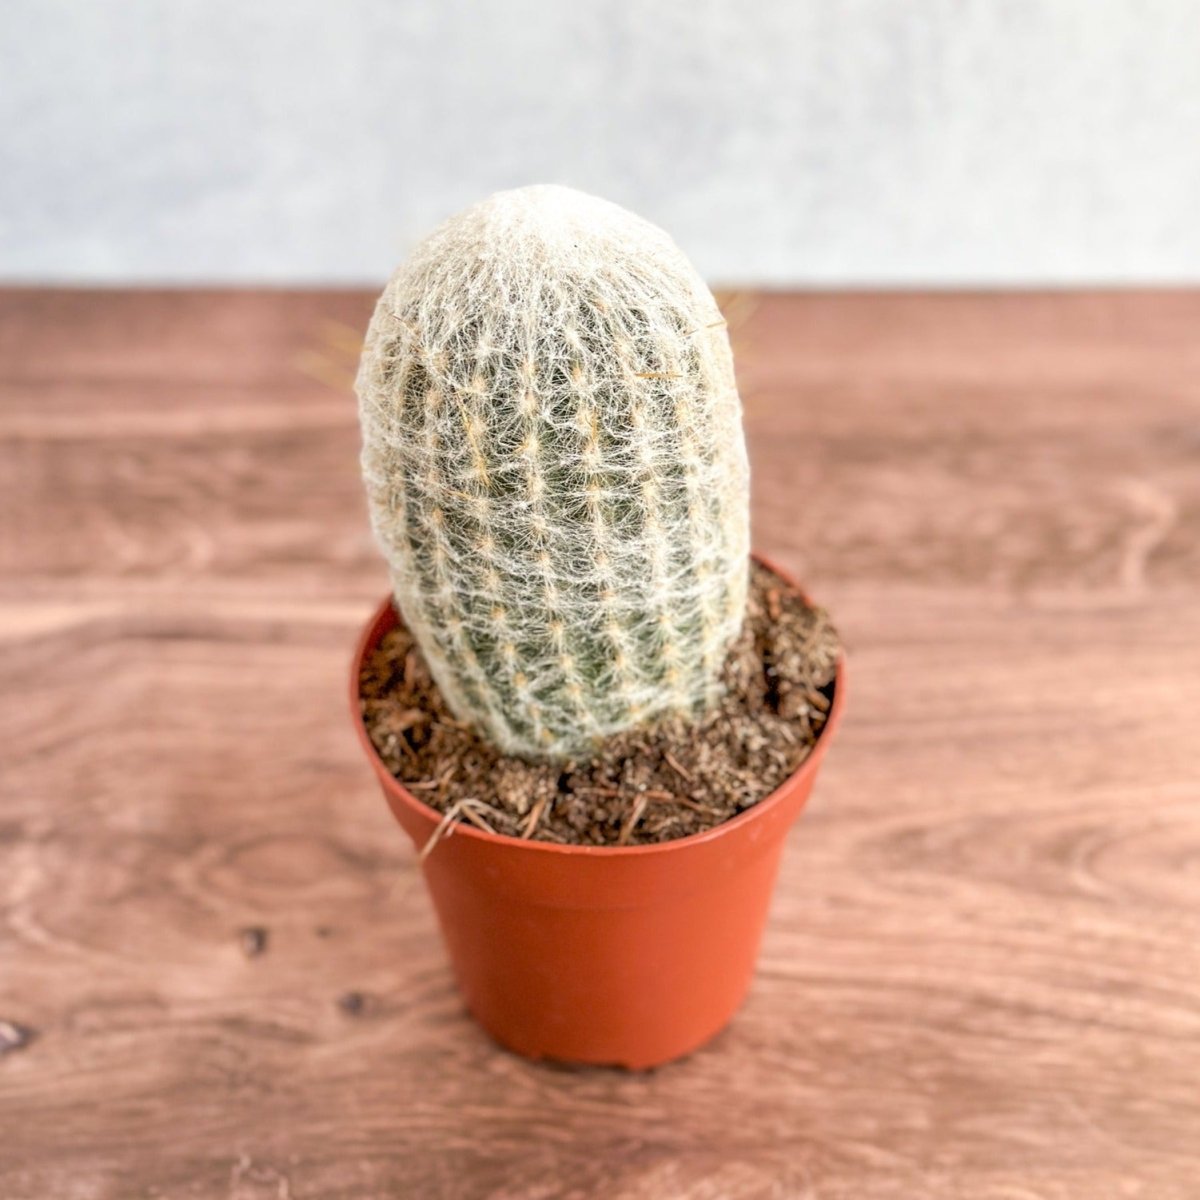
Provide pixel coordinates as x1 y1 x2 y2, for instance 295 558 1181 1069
357 185 750 760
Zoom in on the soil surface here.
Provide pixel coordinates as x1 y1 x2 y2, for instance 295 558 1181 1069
360 561 840 846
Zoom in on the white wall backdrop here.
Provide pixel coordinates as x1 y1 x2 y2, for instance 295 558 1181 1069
2 0 1198 285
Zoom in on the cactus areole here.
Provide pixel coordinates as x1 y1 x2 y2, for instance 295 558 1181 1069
356 186 750 760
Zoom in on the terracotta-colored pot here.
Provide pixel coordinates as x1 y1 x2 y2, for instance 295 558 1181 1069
350 555 845 1069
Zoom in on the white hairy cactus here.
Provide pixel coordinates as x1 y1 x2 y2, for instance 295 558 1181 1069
356 185 750 759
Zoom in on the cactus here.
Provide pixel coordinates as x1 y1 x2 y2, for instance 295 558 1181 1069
356 185 750 760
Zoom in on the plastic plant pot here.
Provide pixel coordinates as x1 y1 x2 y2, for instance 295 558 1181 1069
349 554 845 1069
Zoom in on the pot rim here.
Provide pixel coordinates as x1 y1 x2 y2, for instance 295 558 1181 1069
350 551 845 858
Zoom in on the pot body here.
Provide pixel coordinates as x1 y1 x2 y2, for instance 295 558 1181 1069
350 556 844 1069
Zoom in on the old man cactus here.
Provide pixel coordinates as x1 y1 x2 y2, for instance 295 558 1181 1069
356 185 749 759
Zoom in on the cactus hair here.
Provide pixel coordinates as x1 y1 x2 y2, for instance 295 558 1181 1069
356 185 750 760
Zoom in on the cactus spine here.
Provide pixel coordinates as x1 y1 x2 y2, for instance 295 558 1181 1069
357 185 750 760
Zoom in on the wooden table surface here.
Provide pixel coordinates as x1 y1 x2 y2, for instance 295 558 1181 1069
2 290 1198 1199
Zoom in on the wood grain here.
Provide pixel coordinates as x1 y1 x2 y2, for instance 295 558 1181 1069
2 289 1198 1199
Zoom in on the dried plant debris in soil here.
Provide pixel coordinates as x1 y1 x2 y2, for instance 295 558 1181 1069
360 561 840 847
